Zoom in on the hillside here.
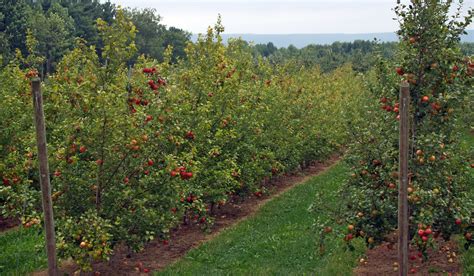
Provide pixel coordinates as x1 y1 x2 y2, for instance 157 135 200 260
192 30 474 48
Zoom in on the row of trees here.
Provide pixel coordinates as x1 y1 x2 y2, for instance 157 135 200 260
0 0 190 75
0 12 368 270
312 0 473 265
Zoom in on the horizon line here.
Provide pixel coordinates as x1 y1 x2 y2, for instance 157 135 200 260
190 29 474 35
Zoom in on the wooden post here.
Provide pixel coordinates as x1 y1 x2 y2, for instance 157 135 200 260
32 78 58 276
398 81 410 276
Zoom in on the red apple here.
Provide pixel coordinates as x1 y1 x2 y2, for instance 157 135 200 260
186 131 195 140
2 177 10 186
396 67 404 76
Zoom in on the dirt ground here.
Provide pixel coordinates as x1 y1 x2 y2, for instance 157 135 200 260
354 232 462 276
0 216 19 233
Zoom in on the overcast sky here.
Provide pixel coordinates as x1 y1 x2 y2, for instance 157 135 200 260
107 0 473 34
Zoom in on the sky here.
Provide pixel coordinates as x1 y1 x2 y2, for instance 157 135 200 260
107 0 474 34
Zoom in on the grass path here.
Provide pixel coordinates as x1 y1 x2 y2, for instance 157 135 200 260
0 227 46 275
158 162 365 275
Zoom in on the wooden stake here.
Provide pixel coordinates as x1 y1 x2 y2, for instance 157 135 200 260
398 81 410 276
32 78 58 276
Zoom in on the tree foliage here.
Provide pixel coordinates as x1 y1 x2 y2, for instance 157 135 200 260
0 0 190 74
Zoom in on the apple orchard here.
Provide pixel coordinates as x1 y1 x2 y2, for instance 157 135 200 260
0 0 473 272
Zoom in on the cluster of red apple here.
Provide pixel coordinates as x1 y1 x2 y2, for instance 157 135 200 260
142 67 157 74
344 224 355 241
181 194 196 203
2 173 21 186
379 97 401 120
143 67 166 91
147 79 166 91
25 69 39 79
128 97 149 107
135 262 150 273
69 143 87 154
170 166 193 180
127 90 152 114
141 159 155 176
417 225 433 243
409 251 424 262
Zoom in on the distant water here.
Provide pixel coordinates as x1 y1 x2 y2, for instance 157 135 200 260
191 30 474 48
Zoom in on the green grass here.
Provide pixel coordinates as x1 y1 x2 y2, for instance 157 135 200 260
157 162 365 275
460 130 474 275
0 227 46 275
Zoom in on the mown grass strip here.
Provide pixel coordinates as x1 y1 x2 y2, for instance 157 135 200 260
0 227 46 275
157 162 365 275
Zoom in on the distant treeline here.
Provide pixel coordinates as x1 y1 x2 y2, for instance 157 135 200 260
253 40 474 72
0 0 190 75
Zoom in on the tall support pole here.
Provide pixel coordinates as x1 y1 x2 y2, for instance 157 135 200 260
32 78 58 276
398 81 410 276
